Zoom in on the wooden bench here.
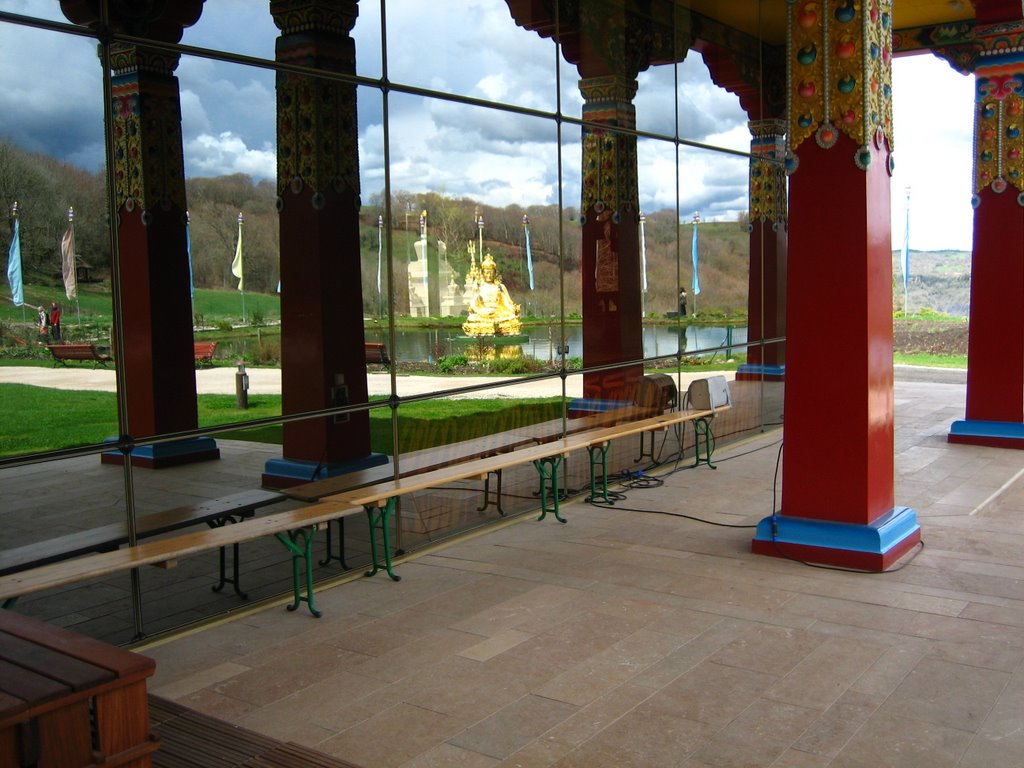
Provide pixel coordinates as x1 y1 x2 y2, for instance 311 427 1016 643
322 404 728 576
0 489 285 597
194 341 218 367
0 500 367 621
46 343 111 367
364 341 390 365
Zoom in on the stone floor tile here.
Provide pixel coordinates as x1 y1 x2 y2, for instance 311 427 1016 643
830 711 972 768
447 694 579 760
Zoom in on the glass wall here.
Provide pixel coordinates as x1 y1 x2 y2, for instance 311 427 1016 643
0 0 781 644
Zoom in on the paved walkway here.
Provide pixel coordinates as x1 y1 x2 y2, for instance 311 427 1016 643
0 365 736 399
134 368 1024 768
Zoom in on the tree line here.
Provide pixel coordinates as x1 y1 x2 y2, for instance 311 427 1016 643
2 139 751 318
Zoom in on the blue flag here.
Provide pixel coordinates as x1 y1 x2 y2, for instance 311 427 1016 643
691 221 701 296
901 201 910 295
7 217 23 306
186 219 194 299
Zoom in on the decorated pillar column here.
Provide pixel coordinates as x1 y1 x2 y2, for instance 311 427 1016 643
949 20 1024 448
579 74 644 405
751 0 920 570
263 0 384 486
737 119 788 381
61 1 216 468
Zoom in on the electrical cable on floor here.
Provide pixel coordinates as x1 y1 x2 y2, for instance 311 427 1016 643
766 439 927 573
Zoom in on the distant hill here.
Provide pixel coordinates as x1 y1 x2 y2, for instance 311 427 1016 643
892 249 970 317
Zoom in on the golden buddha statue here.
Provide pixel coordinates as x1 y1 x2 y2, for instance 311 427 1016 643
462 252 522 336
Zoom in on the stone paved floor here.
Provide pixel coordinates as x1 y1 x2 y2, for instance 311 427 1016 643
138 368 1024 767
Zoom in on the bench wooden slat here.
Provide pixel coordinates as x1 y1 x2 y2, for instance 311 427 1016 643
194 341 218 366
0 501 360 602
327 406 728 510
0 489 286 577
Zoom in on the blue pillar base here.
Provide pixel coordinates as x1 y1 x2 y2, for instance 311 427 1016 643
735 363 785 381
262 452 389 489
101 437 220 469
949 419 1024 450
752 506 921 571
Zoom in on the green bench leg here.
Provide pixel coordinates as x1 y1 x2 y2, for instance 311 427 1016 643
586 442 611 503
364 501 401 581
275 526 322 618
533 456 567 523
692 417 717 469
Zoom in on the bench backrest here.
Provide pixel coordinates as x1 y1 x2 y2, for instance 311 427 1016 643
49 344 98 359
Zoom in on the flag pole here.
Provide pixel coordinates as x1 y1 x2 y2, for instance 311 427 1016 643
639 210 647 318
902 186 911 315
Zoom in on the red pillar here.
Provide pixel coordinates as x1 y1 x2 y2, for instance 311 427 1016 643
751 0 919 570
60 2 217 468
579 75 644 405
949 17 1024 448
737 119 787 381
263 0 382 486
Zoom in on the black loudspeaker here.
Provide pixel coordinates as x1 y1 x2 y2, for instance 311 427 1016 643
635 373 678 412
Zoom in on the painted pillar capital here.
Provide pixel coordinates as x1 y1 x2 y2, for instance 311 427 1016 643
749 119 788 226
786 0 894 172
971 20 1024 202
579 74 638 218
270 0 358 37
272 0 359 206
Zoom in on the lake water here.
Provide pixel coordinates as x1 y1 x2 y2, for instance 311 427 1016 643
362 324 747 363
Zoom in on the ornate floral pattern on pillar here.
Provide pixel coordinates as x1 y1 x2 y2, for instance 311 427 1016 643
972 21 1024 205
580 75 639 219
271 0 359 208
786 0 894 171
109 45 186 213
749 119 788 226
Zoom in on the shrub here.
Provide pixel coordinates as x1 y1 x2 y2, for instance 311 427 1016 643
438 354 469 373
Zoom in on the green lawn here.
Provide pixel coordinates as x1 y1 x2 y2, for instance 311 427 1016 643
0 383 565 458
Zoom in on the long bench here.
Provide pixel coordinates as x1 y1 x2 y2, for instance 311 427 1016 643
0 489 285 602
324 404 727 580
46 343 111 367
0 500 369 621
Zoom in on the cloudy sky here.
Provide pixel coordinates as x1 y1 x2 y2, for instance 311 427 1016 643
0 0 974 249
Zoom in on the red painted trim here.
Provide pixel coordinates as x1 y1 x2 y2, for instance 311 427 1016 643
752 529 921 572
948 434 1024 450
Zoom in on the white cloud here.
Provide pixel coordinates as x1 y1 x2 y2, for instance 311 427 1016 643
891 55 975 251
185 133 276 180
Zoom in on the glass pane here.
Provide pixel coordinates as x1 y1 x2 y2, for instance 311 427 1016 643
384 91 561 397
180 2 277 62
677 55 751 151
384 0 558 113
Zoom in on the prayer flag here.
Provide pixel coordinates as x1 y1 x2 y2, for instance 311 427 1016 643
691 220 701 296
639 214 647 293
7 216 22 306
524 220 534 290
901 198 910 295
186 218 194 299
61 218 77 300
231 218 244 291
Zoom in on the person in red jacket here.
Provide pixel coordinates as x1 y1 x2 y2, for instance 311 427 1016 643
49 302 61 342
